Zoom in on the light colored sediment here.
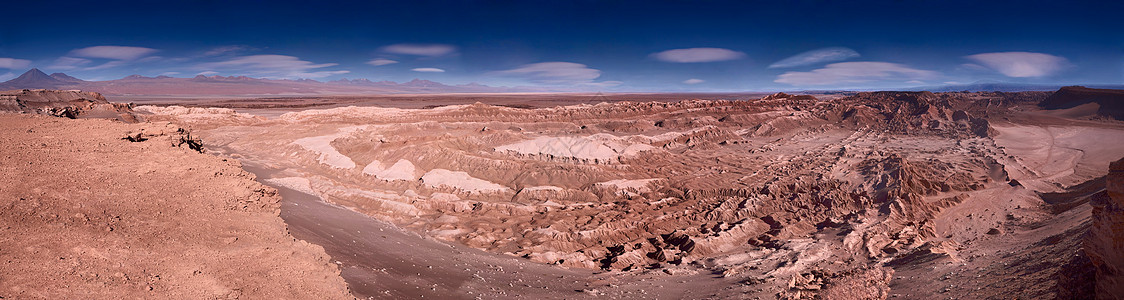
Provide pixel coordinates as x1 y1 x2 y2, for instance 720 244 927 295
421 168 511 193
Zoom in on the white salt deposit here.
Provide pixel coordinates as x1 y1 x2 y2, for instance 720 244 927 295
495 136 617 160
361 159 384 175
421 169 510 193
522 185 564 192
362 159 419 181
291 126 367 169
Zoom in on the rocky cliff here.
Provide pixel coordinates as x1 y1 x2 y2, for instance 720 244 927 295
1087 158 1124 299
1041 86 1124 120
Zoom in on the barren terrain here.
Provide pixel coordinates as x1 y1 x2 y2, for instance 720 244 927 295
0 114 350 298
4 87 1122 299
131 89 1124 298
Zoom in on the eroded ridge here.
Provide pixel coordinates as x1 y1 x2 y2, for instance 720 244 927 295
145 90 1124 298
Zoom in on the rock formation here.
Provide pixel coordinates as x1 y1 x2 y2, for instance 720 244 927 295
1087 158 1124 299
0 89 136 121
1041 86 1124 120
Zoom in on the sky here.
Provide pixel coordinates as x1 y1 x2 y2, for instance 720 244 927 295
0 0 1121 91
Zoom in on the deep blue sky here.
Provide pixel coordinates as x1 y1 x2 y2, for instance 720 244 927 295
0 0 1121 91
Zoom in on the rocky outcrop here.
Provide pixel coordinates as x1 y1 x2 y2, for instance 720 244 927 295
121 125 205 153
1041 86 1124 120
1086 158 1124 299
760 92 818 101
0 89 136 122
828 91 994 137
0 114 351 299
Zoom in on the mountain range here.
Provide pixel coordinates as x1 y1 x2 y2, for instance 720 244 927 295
908 81 1124 93
5 69 1120 97
0 69 542 96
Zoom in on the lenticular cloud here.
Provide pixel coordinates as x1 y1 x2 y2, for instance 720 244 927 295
769 47 860 68
964 52 1069 78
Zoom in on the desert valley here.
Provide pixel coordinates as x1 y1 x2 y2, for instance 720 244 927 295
2 65 1123 298
3 1 1123 298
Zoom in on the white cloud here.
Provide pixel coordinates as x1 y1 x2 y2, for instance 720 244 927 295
69 46 158 61
292 70 350 78
201 54 336 70
412 67 445 73
964 52 1069 77
683 78 705 84
203 45 250 56
381 44 457 56
197 71 219 76
775 61 939 86
958 63 989 72
581 81 623 87
46 57 92 70
367 59 399 66
85 60 131 71
159 71 180 76
48 46 160 72
0 72 15 81
0 58 31 69
651 48 745 63
197 54 349 79
495 62 604 84
769 47 860 68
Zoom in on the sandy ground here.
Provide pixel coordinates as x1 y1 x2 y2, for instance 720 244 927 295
0 114 350 299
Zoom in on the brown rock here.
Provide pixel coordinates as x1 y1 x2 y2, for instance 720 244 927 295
1085 158 1124 299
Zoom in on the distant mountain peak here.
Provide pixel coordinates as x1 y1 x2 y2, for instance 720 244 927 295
403 78 445 87
19 68 53 80
1 68 66 89
188 74 258 82
4 71 520 95
49 72 85 83
330 78 375 84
